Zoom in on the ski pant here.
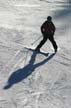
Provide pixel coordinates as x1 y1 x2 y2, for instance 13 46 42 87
36 33 57 50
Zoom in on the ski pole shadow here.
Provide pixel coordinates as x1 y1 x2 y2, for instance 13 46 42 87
3 50 55 90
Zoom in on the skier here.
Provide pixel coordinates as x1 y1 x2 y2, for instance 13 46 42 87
35 16 58 53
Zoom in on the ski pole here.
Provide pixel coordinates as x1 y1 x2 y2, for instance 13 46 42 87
31 36 42 45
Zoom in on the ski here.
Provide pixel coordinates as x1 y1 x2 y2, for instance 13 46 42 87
24 47 49 56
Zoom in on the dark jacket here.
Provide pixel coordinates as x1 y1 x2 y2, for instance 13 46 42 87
41 20 56 35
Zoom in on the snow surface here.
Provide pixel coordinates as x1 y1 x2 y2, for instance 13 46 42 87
0 0 71 108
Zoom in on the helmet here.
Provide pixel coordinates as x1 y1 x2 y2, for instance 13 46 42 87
47 16 52 21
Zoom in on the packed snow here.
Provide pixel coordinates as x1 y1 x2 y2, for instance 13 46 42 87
0 0 71 108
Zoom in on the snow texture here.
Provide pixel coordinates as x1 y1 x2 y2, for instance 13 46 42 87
0 0 71 108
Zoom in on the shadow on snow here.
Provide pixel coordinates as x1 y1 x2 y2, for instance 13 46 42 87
3 51 55 90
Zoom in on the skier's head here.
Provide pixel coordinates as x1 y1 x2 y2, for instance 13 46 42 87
47 16 52 21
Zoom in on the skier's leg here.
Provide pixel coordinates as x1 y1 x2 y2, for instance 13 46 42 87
35 37 47 50
49 36 58 52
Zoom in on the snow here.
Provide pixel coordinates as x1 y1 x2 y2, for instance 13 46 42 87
0 0 71 108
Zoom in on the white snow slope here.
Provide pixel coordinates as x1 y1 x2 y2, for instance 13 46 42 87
0 0 71 108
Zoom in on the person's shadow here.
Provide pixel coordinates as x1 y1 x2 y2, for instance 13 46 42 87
3 50 55 90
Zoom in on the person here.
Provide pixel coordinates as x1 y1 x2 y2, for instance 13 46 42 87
35 16 58 53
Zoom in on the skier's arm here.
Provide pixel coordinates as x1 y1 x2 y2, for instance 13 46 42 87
51 23 56 35
41 22 46 34
53 22 56 33
53 25 56 33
